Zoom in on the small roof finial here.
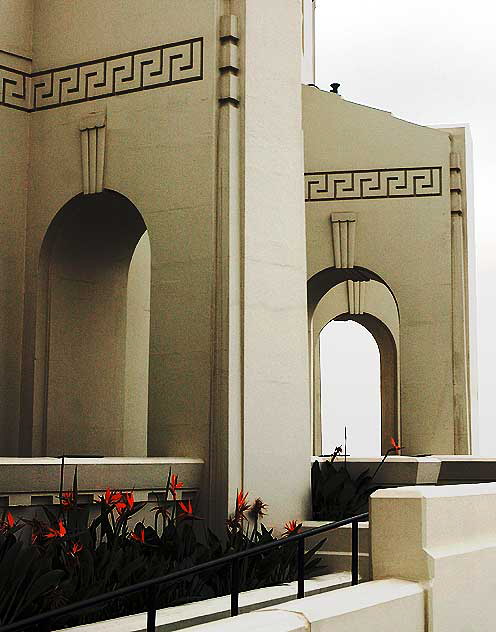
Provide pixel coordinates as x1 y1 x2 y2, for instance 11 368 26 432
330 82 340 94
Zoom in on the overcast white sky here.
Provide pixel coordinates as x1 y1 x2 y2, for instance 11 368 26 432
315 0 496 455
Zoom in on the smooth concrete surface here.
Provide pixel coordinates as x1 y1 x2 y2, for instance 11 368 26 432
233 0 312 529
185 579 423 632
371 483 496 631
62 573 350 632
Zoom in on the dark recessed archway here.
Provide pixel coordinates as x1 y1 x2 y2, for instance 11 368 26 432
31 190 150 457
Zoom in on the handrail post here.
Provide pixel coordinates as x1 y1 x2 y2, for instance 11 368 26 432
231 558 240 616
146 585 158 632
297 538 305 598
351 518 359 585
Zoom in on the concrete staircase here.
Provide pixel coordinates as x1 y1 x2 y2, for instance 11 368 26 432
302 520 371 581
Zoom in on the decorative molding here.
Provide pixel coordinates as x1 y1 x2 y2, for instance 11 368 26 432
450 151 463 214
0 37 204 113
0 64 31 111
0 49 32 62
305 166 442 201
330 212 356 268
219 15 239 107
80 112 106 194
347 280 367 315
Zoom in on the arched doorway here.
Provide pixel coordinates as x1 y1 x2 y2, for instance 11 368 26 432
308 268 400 455
320 320 381 456
32 190 150 456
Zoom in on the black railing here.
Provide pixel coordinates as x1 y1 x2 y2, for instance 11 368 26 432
0 512 368 632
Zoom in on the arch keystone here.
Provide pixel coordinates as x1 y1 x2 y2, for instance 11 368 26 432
330 212 356 268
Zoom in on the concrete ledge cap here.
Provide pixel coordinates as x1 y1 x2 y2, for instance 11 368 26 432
0 457 204 465
313 456 441 463
264 579 422 620
186 610 308 631
372 482 496 498
434 455 496 461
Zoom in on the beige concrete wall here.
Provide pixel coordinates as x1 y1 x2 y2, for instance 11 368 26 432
301 0 315 84
0 1 32 455
124 232 151 456
0 0 33 60
233 0 312 527
371 483 496 631
303 87 456 455
19 1 219 463
41 195 146 457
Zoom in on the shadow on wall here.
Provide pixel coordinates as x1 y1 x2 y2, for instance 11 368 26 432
31 190 150 457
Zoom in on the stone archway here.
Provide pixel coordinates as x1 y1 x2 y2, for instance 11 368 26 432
32 190 149 457
309 273 400 455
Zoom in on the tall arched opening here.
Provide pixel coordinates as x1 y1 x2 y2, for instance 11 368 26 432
32 190 150 457
308 267 400 455
320 319 381 456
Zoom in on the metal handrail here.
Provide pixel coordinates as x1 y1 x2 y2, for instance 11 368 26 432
0 512 369 632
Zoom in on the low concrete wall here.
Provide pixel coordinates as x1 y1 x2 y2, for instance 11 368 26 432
313 455 441 487
186 579 424 631
61 574 352 632
371 482 496 631
0 457 204 504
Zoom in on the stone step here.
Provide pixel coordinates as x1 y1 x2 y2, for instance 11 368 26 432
302 520 370 555
312 550 371 581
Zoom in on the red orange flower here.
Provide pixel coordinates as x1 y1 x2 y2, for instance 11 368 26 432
178 499 193 518
0 511 14 533
169 474 184 499
116 491 135 515
283 520 302 535
130 524 145 543
102 488 123 506
61 491 76 508
236 490 250 518
46 520 67 539
390 437 402 455
67 542 83 556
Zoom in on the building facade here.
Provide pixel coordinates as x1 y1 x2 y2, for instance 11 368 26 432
0 0 476 526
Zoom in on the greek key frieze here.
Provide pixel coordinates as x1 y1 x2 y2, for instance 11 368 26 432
0 65 31 111
305 167 442 202
0 37 204 113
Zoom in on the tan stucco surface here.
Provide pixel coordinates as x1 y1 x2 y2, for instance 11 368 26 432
303 86 470 454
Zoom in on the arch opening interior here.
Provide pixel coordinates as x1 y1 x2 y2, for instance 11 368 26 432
320 319 381 457
35 191 149 457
